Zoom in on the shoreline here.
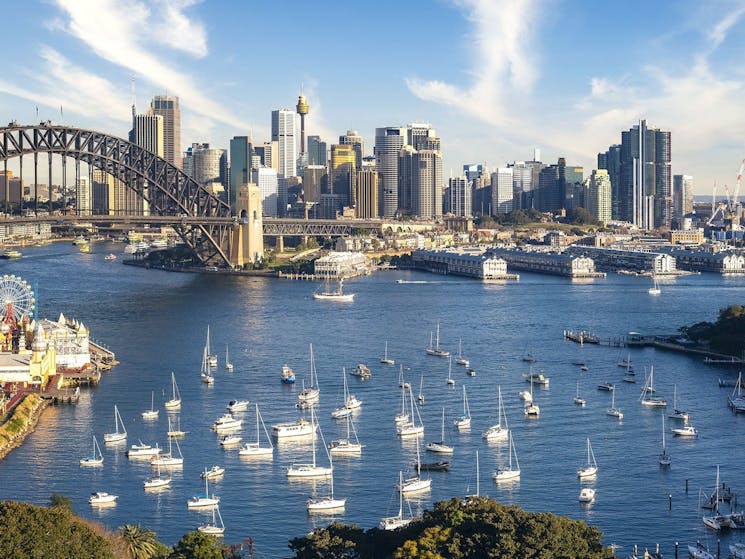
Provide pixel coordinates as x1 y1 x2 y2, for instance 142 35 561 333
0 394 49 461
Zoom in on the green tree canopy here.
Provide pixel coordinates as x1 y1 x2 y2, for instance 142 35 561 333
170 531 224 559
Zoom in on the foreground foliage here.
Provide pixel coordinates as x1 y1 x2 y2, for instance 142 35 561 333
288 497 608 559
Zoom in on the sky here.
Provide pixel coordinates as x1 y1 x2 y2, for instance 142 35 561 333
2 0 745 195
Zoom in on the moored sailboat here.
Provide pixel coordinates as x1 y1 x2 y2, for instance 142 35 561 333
103 405 127 443
164 372 181 410
483 386 509 440
239 404 274 457
453 385 471 430
577 437 598 478
493 432 520 481
380 340 395 365
80 435 104 467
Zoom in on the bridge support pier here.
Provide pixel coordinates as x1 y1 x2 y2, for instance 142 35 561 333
230 183 264 268
277 235 284 253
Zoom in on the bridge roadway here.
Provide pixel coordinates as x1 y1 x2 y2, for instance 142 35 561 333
0 215 435 237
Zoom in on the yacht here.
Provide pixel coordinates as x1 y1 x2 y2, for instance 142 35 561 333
578 487 596 503
127 441 162 458
89 492 117 505
226 399 249 413
187 472 220 508
211 414 242 432
280 365 296 384
672 424 698 437
272 418 315 439
313 278 354 301
201 465 226 479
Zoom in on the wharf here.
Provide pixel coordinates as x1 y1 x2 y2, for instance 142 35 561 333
89 340 118 368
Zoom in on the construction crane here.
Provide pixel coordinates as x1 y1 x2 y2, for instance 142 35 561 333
733 158 745 210
712 182 717 215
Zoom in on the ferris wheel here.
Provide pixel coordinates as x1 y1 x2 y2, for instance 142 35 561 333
0 274 35 323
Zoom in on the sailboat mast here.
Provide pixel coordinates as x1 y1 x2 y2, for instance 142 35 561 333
476 449 480 497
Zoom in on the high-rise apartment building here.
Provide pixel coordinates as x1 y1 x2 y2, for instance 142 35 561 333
129 114 164 157
618 119 672 229
254 141 278 171
354 170 379 218
76 177 92 216
598 144 622 219
252 167 279 217
229 136 254 210
191 144 227 195
411 150 442 219
673 174 694 220
148 95 180 168
307 136 327 167
587 169 612 224
91 169 114 215
271 109 297 178
339 130 364 170
447 176 471 217
491 168 514 215
303 165 326 208
330 144 356 208
375 126 406 217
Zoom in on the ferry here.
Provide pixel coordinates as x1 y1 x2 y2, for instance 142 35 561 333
1 249 22 259
281 365 296 384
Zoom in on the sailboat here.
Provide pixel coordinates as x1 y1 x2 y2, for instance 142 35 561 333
606 389 623 419
465 449 480 500
640 366 666 407
426 408 454 454
239 404 273 457
225 345 233 372
313 277 354 301
103 405 127 443
380 340 395 366
297 343 320 406
394 373 410 425
483 386 509 440
524 375 540 417
144 457 172 489
493 432 520 481
648 277 661 296
152 436 183 467
328 412 363 456
200 346 215 384
398 438 431 493
307 430 346 511
187 470 220 508
425 322 449 357
396 385 424 437
577 437 598 478
380 472 417 530
455 338 470 367
669 384 690 420
142 391 159 420
659 414 671 466
446 355 456 386
286 407 332 478
205 325 217 367
418 375 425 404
80 435 104 466
453 385 471 430
167 416 186 438
164 372 181 410
197 505 225 535
703 465 728 530
574 379 586 406
331 367 362 419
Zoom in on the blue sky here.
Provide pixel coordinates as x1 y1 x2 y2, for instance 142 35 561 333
2 0 745 195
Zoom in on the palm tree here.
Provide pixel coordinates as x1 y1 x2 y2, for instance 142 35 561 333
118 524 159 559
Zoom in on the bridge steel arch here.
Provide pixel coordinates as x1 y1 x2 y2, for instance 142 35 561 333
0 124 235 266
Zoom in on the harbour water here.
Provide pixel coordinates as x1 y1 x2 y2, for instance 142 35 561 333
2 242 745 557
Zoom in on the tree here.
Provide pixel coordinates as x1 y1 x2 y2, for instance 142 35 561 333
118 524 162 559
170 531 224 559
49 492 72 509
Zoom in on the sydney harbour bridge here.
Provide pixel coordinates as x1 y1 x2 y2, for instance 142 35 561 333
0 123 401 268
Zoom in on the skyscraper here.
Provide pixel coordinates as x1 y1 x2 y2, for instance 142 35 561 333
148 95 180 168
619 119 672 229
329 144 356 208
375 126 406 217
598 144 621 219
191 144 227 195
271 109 297 178
229 136 254 210
411 150 442 219
491 167 514 215
587 169 612 224
339 130 364 170
447 176 471 218
129 114 164 157
673 174 694 220
354 170 379 218
307 136 327 167
252 167 279 217
254 141 278 171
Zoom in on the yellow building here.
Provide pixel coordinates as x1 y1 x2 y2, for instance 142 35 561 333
0 323 56 388
330 144 356 208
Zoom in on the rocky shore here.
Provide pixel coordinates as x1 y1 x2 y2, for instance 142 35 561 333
0 394 49 461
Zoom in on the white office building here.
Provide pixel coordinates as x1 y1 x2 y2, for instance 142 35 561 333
271 109 297 179
491 167 514 214
252 167 279 217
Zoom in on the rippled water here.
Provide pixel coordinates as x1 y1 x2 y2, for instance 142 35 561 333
1 242 745 558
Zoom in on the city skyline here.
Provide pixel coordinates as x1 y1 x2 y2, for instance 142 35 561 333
1 1 744 194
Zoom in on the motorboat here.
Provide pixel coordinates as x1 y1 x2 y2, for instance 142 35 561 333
272 418 315 439
349 363 371 380
201 465 225 479
220 434 242 447
127 441 162 458
211 414 242 432
1 249 22 259
104 253 117 261
418 461 450 471
280 365 296 384
89 492 117 505
227 399 249 413
672 424 698 437
597 382 614 392
524 369 549 386
578 487 596 503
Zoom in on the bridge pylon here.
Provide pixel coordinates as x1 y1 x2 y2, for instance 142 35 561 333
230 182 264 268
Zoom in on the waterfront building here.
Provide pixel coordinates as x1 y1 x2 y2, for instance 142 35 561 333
271 109 297 179
487 248 604 278
412 249 517 280
491 167 514 215
148 95 181 169
37 314 91 371
587 170 612 224
339 130 364 170
76 177 92 216
447 176 471 218
565 246 677 274
375 126 406 217
669 229 705 245
229 136 254 211
662 248 745 274
0 323 56 388
354 170 379 218
673 174 694 221
0 222 51 243
313 252 370 279
307 136 327 167
252 167 279 217
330 144 356 208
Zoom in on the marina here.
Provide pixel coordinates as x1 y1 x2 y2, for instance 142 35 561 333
1 242 745 557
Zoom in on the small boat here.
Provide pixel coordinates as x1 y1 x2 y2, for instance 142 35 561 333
280 364 296 384
518 390 533 404
80 435 104 467
201 465 226 479
200 346 214 384
127 440 162 458
521 352 536 363
672 424 698 437
225 345 233 372
702 466 727 530
380 472 418 530
151 437 183 467
524 376 540 418
297 344 320 405
607 390 623 419
287 408 333 478
227 399 249 413
164 372 181 410
313 278 355 301
398 438 431 493
580 365 589 372
167 416 186 438
328 412 363 456
103 405 127 443
142 391 159 420
211 414 242 432
572 359 586 366
307 456 346 513
689 542 715 559
272 418 315 439
198 505 225 536
618 353 633 368
425 322 449 357
220 434 242 447
597 382 614 392
426 408 454 454
445 355 456 386
205 325 217 368
483 386 509 440
659 415 671 467
144 460 172 489
1 249 22 259
493 432 520 481
188 472 220 508
455 338 470 367
397 386 424 437
648 277 661 295
79 243 90 253
577 438 598 478
623 375 637 383
104 253 117 261
728 372 745 412
729 543 745 559
574 380 586 406
380 340 395 366
332 368 362 419
453 385 471 430
524 367 549 386
640 366 667 407
89 492 117 505
394 371 410 426
418 460 450 471
349 363 371 380
669 385 690 421
467 368 476 377
578 487 596 503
